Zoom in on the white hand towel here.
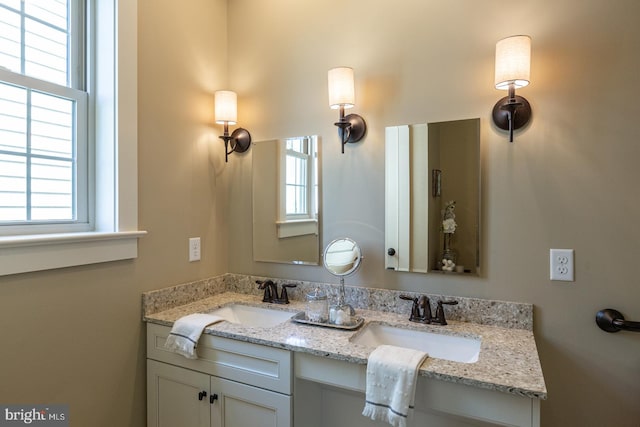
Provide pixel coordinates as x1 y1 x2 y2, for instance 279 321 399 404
362 345 428 427
164 313 224 359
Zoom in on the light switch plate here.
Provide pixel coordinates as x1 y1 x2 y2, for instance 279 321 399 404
550 249 574 281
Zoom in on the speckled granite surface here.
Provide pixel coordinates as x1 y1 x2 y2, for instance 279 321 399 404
142 276 546 400
144 273 534 330
142 275 228 315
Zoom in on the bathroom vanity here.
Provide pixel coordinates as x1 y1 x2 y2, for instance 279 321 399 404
147 323 292 427
143 278 546 427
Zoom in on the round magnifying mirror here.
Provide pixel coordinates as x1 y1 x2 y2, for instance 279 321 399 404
323 238 362 277
323 238 362 323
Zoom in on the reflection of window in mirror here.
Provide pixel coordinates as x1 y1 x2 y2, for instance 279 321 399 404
277 136 319 238
284 137 318 220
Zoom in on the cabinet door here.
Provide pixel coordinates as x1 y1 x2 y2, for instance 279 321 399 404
147 360 211 427
211 376 291 427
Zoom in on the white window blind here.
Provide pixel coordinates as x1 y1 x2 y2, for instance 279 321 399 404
0 0 87 231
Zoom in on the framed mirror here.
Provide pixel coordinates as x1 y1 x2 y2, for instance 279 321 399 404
385 119 480 275
252 136 321 265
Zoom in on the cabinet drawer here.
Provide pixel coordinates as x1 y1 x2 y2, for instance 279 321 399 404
147 323 292 395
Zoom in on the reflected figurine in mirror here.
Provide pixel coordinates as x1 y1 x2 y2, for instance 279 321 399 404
323 238 362 326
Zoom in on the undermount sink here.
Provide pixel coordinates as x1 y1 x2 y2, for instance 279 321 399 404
350 323 481 363
208 304 294 328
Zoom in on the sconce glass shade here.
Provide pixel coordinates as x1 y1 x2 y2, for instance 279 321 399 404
494 35 531 90
215 90 238 124
328 67 355 109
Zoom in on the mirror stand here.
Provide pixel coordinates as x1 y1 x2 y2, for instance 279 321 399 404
336 276 356 316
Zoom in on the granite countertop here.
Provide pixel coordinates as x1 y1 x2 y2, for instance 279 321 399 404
143 291 547 400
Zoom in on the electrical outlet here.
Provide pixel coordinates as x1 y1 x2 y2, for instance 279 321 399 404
189 237 201 262
550 249 574 281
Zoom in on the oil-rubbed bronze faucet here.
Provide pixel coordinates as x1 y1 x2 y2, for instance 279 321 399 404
399 295 430 323
418 295 433 322
256 280 297 304
399 295 458 325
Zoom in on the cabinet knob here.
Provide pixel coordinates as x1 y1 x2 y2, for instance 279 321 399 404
210 393 218 404
387 248 396 256
198 391 207 401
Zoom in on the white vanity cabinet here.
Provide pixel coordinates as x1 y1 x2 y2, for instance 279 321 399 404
146 323 292 427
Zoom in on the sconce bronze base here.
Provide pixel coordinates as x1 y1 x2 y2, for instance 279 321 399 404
220 128 252 162
335 113 367 153
230 128 252 153
338 114 367 143
492 95 531 142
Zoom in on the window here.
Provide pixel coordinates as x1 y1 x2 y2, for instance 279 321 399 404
0 0 88 233
0 0 144 276
284 136 317 220
276 136 318 239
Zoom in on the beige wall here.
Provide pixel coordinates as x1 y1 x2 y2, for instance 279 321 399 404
1 1 639 426
0 0 230 426
227 0 640 425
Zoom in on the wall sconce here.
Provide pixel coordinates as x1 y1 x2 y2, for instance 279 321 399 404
215 90 251 162
328 67 367 153
492 35 532 142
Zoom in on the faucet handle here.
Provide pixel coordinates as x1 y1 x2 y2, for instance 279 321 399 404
400 295 422 322
256 280 270 288
433 300 458 325
280 284 297 304
256 280 273 302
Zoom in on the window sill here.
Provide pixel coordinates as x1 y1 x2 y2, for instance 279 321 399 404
0 230 147 276
276 219 318 239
